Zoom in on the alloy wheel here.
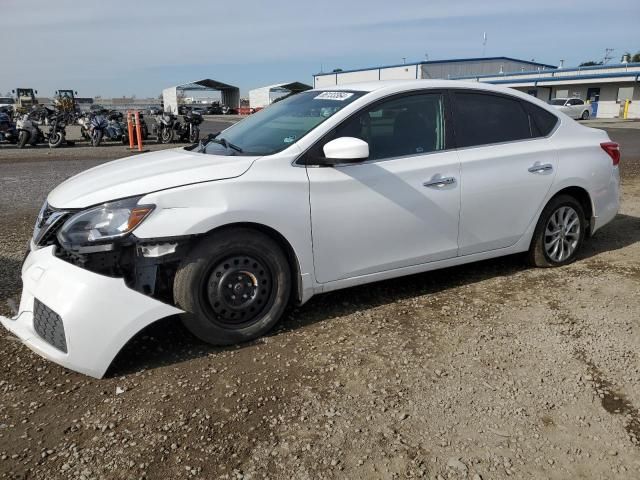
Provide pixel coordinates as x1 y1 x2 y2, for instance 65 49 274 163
544 206 580 262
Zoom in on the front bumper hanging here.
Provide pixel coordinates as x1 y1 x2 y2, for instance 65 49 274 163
0 245 182 378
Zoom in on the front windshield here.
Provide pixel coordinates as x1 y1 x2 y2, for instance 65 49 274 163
550 99 566 105
201 90 366 156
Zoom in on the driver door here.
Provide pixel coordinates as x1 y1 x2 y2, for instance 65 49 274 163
305 91 461 284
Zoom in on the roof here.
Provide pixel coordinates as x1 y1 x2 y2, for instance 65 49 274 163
453 61 640 81
169 79 239 91
253 81 312 92
313 78 522 94
314 57 557 77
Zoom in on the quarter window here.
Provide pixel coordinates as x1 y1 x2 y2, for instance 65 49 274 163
332 93 448 160
523 101 559 137
452 92 532 147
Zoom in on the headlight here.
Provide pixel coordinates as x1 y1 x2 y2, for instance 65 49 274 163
57 196 154 246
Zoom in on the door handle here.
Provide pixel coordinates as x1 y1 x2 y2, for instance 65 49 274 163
423 176 456 188
528 163 553 173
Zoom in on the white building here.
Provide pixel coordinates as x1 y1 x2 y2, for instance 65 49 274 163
313 57 557 88
249 82 312 109
454 62 640 119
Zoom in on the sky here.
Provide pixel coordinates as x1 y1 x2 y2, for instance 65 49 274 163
2 0 639 98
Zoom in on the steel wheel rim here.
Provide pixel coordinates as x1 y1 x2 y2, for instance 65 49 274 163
205 255 273 327
544 206 580 262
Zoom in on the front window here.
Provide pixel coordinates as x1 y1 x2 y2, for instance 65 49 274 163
200 90 365 156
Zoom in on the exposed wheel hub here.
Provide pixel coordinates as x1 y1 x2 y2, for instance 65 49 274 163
206 255 271 325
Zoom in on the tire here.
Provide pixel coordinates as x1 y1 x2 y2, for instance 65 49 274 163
160 127 173 144
17 131 28 149
188 127 199 143
48 131 64 148
581 110 590 120
528 194 586 267
91 130 103 147
174 228 291 345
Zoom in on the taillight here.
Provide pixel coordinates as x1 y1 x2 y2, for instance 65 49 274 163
601 142 620 166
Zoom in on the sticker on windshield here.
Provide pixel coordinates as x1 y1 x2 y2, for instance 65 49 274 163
314 92 354 101
283 135 296 143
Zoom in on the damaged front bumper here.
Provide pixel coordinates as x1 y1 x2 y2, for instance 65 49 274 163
0 245 182 378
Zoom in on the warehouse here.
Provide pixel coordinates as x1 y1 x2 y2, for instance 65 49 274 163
249 81 312 110
313 57 557 88
454 62 640 119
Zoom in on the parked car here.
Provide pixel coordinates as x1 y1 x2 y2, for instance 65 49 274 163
1 80 620 377
549 97 591 120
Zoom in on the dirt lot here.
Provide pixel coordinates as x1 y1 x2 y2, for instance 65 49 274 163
0 122 639 480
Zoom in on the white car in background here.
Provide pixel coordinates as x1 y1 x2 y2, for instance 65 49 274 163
549 97 591 120
1 80 620 377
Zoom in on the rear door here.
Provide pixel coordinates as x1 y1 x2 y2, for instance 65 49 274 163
451 90 559 255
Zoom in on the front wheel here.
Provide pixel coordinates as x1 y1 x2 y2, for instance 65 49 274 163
188 126 199 143
581 110 590 120
528 195 586 267
91 130 103 147
160 127 173 144
48 131 64 148
173 228 291 345
17 131 28 149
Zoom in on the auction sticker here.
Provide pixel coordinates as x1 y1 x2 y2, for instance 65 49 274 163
314 92 354 101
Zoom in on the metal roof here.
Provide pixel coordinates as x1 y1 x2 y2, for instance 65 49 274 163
454 62 640 81
171 79 239 91
314 57 557 77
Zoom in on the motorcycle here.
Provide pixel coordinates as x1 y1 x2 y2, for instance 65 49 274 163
0 110 18 144
177 109 202 143
45 109 73 148
153 110 177 144
82 109 124 146
15 109 45 148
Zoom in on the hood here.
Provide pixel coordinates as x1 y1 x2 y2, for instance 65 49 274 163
48 148 259 208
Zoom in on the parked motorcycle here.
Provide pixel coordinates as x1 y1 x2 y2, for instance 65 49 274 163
153 110 177 144
177 109 202 143
0 110 18 144
15 109 45 148
81 109 125 146
45 109 73 148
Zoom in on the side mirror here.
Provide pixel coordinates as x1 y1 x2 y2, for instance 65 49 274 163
35 90 38 94
323 137 369 164
75 91 78 95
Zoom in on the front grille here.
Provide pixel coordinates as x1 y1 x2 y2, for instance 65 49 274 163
33 299 67 353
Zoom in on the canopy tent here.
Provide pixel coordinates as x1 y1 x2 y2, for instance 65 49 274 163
249 81 312 109
162 79 240 114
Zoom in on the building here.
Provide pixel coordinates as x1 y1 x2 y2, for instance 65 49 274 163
453 62 640 119
249 82 312 109
313 57 557 88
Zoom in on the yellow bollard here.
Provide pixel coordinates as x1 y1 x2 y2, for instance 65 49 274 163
623 99 630 120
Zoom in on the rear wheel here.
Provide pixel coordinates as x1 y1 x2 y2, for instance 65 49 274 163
528 195 586 267
174 228 291 345
581 110 590 120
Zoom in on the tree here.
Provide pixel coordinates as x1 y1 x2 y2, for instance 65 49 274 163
332 68 343 73
579 60 602 67
632 52 640 63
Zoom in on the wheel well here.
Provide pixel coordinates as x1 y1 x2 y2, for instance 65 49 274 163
551 186 594 234
203 222 303 304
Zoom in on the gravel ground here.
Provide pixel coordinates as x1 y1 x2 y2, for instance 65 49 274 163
0 124 639 480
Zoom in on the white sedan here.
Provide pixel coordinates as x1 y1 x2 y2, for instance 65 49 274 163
1 80 620 377
549 97 591 120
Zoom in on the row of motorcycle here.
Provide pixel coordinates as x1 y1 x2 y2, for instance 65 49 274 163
0 106 203 148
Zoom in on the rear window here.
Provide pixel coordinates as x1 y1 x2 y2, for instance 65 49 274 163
452 92 531 148
523 102 559 137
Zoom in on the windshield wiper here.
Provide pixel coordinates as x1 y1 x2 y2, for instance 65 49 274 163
212 137 243 153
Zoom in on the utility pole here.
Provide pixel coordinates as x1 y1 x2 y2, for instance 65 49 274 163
402 57 406 64
603 48 614 64
482 32 487 57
